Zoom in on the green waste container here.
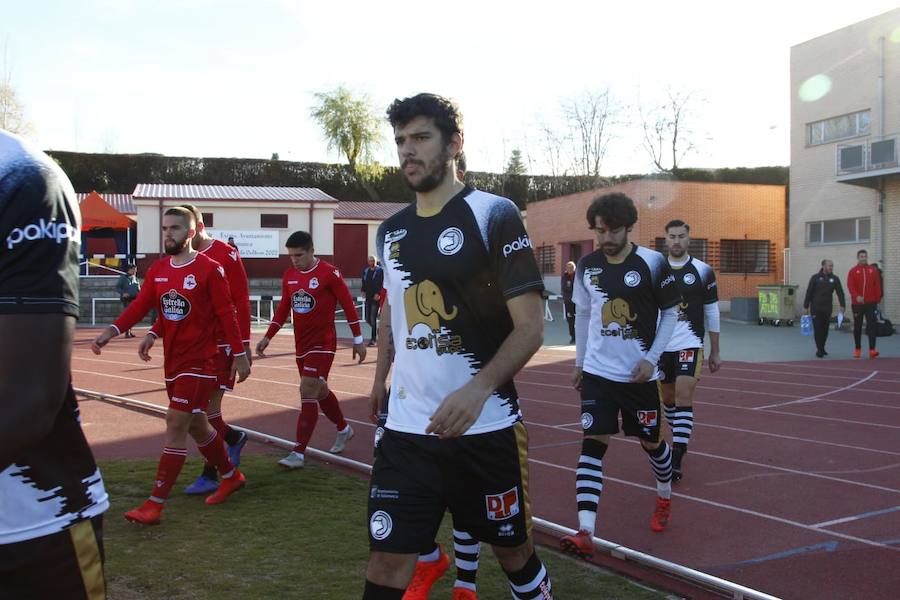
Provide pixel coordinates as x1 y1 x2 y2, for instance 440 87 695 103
757 285 798 326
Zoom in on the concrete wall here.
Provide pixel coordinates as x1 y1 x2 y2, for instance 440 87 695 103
526 179 787 301
790 7 900 319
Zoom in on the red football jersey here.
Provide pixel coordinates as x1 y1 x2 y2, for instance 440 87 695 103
265 259 362 355
200 239 251 344
113 254 244 377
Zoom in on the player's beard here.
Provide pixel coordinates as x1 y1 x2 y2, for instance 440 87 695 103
668 246 686 258
164 235 190 255
402 148 450 193
602 239 628 256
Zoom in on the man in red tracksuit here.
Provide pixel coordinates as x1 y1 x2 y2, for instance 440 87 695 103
92 207 251 524
256 230 366 469
847 249 883 358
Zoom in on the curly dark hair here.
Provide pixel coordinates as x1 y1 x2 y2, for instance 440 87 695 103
586 192 638 230
386 93 463 144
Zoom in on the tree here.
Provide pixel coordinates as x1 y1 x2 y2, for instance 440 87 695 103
0 42 33 136
271 152 280 160
562 88 618 177
310 86 384 201
639 89 701 174
505 148 527 176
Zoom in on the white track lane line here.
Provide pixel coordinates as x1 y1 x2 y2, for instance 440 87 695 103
754 371 878 410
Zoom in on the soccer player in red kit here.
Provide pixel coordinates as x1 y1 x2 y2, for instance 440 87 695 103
256 230 366 468
143 204 253 496
91 207 251 525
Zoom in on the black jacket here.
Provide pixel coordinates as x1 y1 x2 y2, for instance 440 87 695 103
803 270 846 313
361 266 384 300
560 272 575 303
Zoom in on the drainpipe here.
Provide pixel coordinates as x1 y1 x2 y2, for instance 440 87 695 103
158 197 164 255
878 37 886 279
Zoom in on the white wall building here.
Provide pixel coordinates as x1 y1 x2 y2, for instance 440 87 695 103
790 8 900 319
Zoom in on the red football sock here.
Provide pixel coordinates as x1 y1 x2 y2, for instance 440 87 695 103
197 430 234 477
318 391 347 430
294 400 319 454
207 411 228 438
150 447 187 502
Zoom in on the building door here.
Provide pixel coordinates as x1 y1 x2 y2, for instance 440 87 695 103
333 223 368 278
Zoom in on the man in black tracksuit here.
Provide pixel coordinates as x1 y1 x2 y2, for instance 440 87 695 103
803 259 846 358
361 255 384 346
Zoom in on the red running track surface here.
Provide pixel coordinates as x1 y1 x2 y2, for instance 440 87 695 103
72 329 900 599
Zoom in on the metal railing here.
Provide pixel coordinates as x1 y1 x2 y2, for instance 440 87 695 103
74 387 782 600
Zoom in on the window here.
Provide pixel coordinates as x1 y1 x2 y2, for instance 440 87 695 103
260 214 288 228
720 240 771 273
653 237 709 262
807 110 870 146
806 217 870 245
567 243 582 265
201 212 214 227
535 245 555 275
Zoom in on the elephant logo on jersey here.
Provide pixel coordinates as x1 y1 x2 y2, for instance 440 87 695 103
677 301 690 321
161 289 191 321
183 274 197 290
292 290 315 314
404 280 458 333
601 298 636 328
683 273 696 285
437 227 464 255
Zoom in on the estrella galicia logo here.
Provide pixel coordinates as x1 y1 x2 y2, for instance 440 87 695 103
292 290 315 314
161 289 191 321
683 273 696 285
624 270 641 287
437 227 464 255
369 510 393 541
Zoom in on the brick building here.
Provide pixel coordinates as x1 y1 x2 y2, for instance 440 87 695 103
526 179 787 305
790 8 900 320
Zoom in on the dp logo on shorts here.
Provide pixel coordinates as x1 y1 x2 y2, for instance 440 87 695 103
485 487 520 521
404 280 458 333
637 410 658 427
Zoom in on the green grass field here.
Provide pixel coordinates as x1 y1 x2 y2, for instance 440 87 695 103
101 453 669 599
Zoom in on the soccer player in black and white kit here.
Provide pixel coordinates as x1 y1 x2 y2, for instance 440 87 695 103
0 129 109 598
363 94 553 600
659 220 721 481
559 193 681 560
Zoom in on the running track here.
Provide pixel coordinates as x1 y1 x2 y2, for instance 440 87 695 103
72 329 900 600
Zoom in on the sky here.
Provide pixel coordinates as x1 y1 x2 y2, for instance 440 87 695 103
4 0 900 178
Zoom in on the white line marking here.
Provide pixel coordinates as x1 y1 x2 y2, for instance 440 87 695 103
755 371 878 409
527 458 900 552
811 505 900 528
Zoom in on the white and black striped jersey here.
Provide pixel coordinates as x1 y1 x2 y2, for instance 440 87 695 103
573 244 681 382
376 187 544 435
0 130 109 544
665 256 718 352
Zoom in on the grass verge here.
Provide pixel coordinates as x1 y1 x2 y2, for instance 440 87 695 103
101 453 668 599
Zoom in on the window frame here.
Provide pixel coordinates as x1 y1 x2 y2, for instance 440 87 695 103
260 213 288 229
807 110 870 147
805 217 871 246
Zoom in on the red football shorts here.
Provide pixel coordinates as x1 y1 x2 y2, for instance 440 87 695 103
165 373 218 413
213 345 237 391
295 350 335 381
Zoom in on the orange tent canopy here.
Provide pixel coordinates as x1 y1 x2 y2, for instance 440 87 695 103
79 191 134 231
